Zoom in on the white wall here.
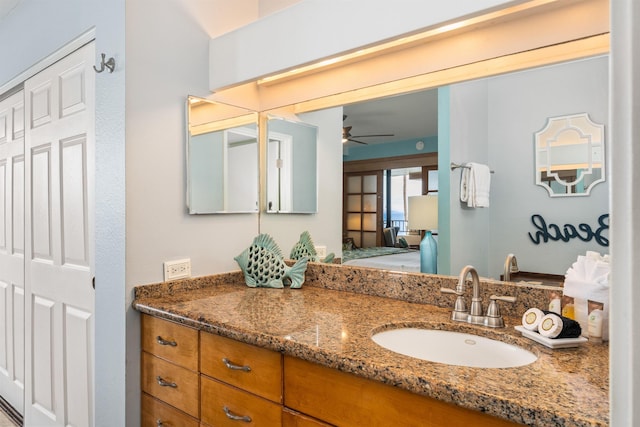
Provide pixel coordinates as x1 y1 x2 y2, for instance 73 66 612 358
124 1 263 425
446 56 609 279
124 1 343 424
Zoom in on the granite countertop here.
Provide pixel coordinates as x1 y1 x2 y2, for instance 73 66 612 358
133 266 609 427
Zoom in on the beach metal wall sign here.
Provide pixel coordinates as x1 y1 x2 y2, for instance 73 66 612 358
528 214 609 247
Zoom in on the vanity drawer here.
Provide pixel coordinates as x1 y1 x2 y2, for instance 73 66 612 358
284 356 519 427
201 376 282 427
200 332 282 403
141 352 200 418
141 392 199 427
142 314 199 370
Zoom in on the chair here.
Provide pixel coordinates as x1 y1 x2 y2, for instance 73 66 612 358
383 227 397 247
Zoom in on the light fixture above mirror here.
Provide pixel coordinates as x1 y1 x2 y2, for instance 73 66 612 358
534 113 605 197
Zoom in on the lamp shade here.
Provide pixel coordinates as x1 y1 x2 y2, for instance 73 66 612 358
408 195 438 231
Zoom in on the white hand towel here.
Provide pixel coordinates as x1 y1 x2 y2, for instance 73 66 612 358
460 163 491 207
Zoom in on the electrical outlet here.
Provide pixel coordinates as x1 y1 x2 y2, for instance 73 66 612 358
315 245 327 258
164 258 191 281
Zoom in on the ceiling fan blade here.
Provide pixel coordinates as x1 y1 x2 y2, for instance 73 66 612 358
350 133 394 138
348 138 368 145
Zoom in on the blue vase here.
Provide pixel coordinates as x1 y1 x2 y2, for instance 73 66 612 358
420 231 437 274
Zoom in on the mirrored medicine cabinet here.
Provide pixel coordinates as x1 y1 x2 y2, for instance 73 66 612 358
186 97 319 215
186 96 259 214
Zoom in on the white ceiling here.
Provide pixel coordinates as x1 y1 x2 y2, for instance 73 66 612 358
342 88 438 146
0 0 19 19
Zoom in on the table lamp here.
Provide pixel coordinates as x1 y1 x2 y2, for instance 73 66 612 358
408 195 438 274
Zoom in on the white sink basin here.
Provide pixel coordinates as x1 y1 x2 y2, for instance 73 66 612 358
372 328 537 368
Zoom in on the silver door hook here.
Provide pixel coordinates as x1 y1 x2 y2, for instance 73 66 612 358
94 53 115 73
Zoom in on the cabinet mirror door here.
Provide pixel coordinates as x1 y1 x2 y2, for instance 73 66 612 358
187 96 258 214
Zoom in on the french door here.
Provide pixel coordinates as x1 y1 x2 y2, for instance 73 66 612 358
23 41 95 426
343 171 383 248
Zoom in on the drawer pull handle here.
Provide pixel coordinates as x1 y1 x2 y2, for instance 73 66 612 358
156 336 177 347
156 420 165 427
223 406 252 423
222 358 251 372
156 376 177 388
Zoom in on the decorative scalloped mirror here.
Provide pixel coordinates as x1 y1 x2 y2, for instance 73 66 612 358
534 113 605 197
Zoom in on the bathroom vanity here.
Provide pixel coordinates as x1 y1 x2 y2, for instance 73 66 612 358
133 264 609 427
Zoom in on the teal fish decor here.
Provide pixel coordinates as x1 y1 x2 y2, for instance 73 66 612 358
290 231 335 264
235 234 308 289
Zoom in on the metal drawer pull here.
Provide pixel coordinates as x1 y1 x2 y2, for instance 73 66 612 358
156 420 164 427
223 406 252 423
222 358 251 372
156 336 177 347
156 376 177 388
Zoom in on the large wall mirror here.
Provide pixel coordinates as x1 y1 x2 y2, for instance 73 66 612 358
186 96 259 214
265 116 318 214
257 54 610 279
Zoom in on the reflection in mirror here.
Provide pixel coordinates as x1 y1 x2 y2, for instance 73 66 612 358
270 55 609 279
186 96 259 214
266 116 318 213
534 113 605 197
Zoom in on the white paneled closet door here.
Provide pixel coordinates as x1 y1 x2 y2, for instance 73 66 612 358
24 41 95 427
0 90 25 414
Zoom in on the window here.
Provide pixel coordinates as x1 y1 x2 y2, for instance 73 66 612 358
383 166 437 233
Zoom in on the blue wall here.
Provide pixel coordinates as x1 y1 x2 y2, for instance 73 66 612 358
343 136 437 161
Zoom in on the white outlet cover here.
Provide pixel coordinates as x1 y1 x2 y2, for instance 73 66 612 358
164 258 191 281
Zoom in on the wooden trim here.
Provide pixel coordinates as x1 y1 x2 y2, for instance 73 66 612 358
344 152 437 173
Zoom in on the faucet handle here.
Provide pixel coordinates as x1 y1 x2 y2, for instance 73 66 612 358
484 295 516 328
490 295 516 304
440 287 468 321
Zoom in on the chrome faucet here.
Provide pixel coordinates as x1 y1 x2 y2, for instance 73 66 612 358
503 253 519 281
441 265 516 328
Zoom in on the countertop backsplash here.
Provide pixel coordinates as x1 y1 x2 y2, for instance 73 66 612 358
134 262 562 319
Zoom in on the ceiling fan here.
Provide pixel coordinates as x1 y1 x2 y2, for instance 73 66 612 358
342 115 394 145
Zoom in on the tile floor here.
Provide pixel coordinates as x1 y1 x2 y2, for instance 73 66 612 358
0 408 17 427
